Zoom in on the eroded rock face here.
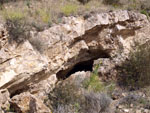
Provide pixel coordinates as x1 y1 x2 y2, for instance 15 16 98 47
0 10 149 96
0 89 10 112
9 92 51 113
62 71 91 87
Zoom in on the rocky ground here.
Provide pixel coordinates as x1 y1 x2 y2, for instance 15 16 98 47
0 5 150 113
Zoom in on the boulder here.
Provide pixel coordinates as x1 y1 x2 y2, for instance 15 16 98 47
0 89 10 112
9 92 51 113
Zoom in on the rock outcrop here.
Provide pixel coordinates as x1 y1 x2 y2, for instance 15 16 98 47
10 92 51 113
0 89 10 113
0 10 149 98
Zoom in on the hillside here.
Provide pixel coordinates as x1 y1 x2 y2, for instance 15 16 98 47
0 0 149 31
0 1 150 113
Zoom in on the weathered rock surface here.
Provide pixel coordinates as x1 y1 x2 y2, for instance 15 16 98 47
9 92 51 113
0 10 149 96
28 74 57 101
0 89 10 106
61 71 91 86
0 89 10 112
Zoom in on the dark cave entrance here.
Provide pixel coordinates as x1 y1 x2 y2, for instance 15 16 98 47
56 50 110 80
56 59 94 80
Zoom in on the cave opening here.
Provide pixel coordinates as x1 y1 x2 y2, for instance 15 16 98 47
57 59 94 80
56 50 110 80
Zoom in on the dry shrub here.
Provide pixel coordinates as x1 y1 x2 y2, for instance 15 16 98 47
47 82 84 113
103 0 120 5
3 9 30 44
47 81 112 113
118 41 150 88
77 0 91 4
85 92 112 113
140 0 150 16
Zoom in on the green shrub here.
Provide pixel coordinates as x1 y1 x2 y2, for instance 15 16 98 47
35 9 51 24
83 63 105 92
141 10 149 16
83 62 116 94
2 9 26 21
61 4 78 16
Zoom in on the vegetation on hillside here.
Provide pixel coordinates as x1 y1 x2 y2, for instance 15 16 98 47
1 1 150 112
0 0 148 48
46 63 116 113
118 41 150 88
0 0 149 33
